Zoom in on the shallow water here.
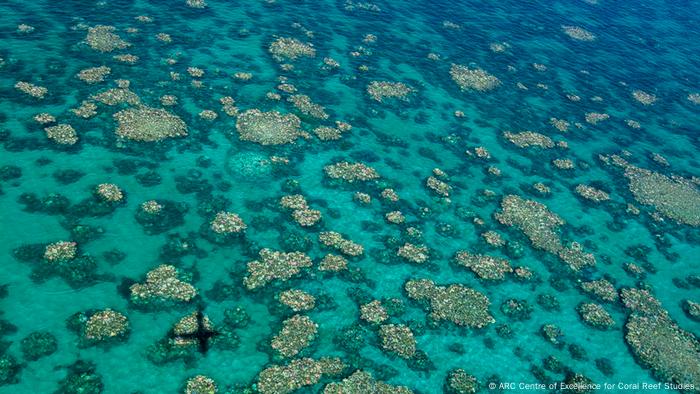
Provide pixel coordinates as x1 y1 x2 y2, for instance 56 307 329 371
1 0 699 393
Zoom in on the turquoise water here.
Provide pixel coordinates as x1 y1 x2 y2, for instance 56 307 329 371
1 0 699 393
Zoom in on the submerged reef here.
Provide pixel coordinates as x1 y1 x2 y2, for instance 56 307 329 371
405 279 494 328
256 357 344 394
114 106 188 142
324 162 380 183
325 370 413 393
244 249 313 290
236 109 304 145
130 265 197 307
367 81 415 102
85 25 130 52
453 251 512 280
68 308 130 346
623 289 700 390
269 37 316 61
450 64 500 92
495 195 564 253
271 314 318 358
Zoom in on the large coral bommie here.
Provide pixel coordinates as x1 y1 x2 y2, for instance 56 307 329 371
268 37 316 61
366 81 415 102
604 155 700 226
271 314 318 358
450 64 500 92
236 109 304 145
15 81 48 99
243 249 313 290
405 279 494 328
495 194 564 253
114 106 187 142
324 370 412 394
210 211 247 234
83 309 130 342
85 25 130 52
130 265 197 305
256 357 344 394
184 375 217 394
622 289 700 389
324 161 380 182
453 251 512 280
44 241 77 263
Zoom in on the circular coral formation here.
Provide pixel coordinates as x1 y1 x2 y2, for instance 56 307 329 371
426 176 452 197
130 265 197 305
209 211 247 234
314 126 342 141
385 210 405 224
379 324 416 359
280 195 308 210
84 309 129 341
92 86 141 106
141 200 163 214
71 101 98 119
95 183 124 202
114 106 187 142
632 90 657 105
683 300 700 321
381 188 400 202
20 331 58 361
34 113 55 124
198 110 218 121
236 109 303 145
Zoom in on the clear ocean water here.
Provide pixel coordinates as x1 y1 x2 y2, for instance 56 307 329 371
1 0 699 393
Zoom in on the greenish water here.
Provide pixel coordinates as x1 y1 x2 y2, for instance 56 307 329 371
1 0 699 393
